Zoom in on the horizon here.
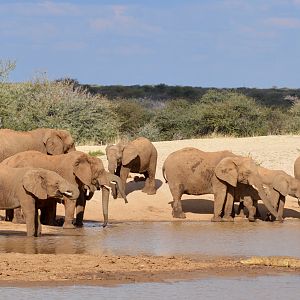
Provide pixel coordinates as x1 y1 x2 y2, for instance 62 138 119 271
1 0 300 88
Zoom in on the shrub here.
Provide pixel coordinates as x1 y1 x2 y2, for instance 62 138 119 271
0 78 120 144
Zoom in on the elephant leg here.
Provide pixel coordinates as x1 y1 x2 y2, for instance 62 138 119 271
40 200 57 226
142 156 157 195
74 191 86 227
22 200 41 237
212 179 227 222
243 196 256 222
12 207 26 224
143 175 157 195
169 184 185 219
236 201 246 218
5 209 14 221
223 185 234 221
119 167 130 197
63 198 76 229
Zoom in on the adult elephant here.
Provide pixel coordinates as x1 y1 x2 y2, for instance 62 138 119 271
0 128 76 162
1 151 127 228
236 167 300 221
106 137 158 195
162 147 279 221
0 166 79 236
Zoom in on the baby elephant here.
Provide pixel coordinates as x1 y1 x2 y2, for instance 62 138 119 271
0 166 79 237
236 167 300 221
106 137 158 195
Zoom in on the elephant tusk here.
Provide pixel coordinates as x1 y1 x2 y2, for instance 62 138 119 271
64 191 73 197
103 184 111 190
86 189 90 197
110 181 117 185
252 184 259 190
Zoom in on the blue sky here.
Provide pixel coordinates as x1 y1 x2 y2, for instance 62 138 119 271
1 0 300 87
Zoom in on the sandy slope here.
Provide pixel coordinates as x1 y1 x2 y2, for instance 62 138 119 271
72 135 300 223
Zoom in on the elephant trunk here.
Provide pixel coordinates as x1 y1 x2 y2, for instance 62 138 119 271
59 182 79 200
108 173 128 204
107 161 116 174
102 187 110 227
253 180 280 220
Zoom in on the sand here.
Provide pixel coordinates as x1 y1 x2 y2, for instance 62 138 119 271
76 135 300 223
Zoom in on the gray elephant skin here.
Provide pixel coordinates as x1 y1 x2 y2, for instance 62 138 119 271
1 150 127 228
162 147 279 221
0 128 75 162
106 137 158 195
235 167 300 221
0 166 79 236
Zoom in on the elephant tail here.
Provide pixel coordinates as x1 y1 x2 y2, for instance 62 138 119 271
162 164 168 183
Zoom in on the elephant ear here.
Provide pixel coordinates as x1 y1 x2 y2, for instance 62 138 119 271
73 155 92 187
122 144 138 166
23 170 48 199
43 131 64 155
273 175 289 196
215 158 238 187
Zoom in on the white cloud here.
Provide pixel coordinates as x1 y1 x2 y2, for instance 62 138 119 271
89 5 161 37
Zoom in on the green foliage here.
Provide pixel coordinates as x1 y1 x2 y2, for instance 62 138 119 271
0 78 120 143
88 149 105 157
113 98 153 138
1 62 300 144
193 91 269 136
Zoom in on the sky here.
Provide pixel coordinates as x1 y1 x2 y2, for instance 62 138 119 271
1 0 300 88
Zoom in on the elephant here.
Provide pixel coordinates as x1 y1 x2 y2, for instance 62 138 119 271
1 150 127 228
236 167 300 221
294 156 300 207
0 166 79 236
0 128 75 163
106 137 158 195
162 147 279 221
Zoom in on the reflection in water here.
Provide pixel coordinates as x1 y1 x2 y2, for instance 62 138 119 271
0 275 300 299
0 221 299 257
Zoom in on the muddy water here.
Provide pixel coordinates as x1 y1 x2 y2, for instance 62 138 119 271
0 220 299 257
1 275 300 299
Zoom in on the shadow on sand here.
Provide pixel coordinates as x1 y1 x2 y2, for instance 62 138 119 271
125 177 163 195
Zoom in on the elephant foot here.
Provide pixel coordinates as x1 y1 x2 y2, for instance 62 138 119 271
63 222 76 229
172 210 186 219
222 216 234 222
142 187 156 195
235 213 246 219
211 216 222 222
12 217 26 224
73 221 84 228
248 216 256 222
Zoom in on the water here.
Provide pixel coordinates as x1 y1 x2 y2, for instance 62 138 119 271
1 275 299 299
0 220 299 257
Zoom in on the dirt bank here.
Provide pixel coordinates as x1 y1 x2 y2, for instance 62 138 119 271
0 253 299 286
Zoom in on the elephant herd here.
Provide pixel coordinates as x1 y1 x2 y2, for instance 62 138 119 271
0 128 299 237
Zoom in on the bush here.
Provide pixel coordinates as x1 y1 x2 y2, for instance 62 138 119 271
193 91 269 136
0 78 120 144
113 99 153 138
